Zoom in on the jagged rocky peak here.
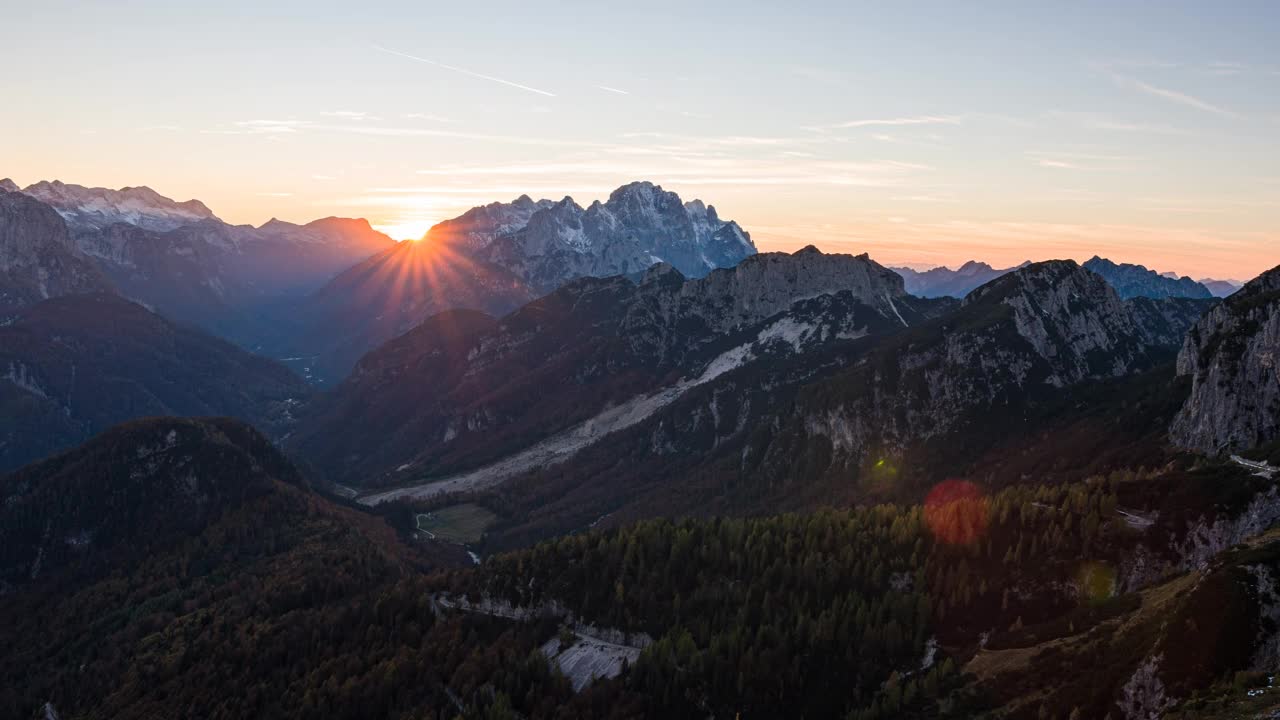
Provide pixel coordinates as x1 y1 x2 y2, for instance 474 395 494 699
1083 255 1213 300
423 193 556 250
20 179 219 232
0 178 18 193
1170 264 1280 455
473 180 757 293
965 260 1155 385
605 181 755 258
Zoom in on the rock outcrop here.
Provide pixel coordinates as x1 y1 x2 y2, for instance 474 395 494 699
799 260 1194 463
0 189 112 312
1170 265 1280 454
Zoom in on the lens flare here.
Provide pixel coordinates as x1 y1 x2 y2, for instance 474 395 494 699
924 479 989 545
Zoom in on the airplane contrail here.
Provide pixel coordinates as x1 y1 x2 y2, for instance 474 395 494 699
373 44 556 97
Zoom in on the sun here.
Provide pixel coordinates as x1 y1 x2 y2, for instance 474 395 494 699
373 217 438 242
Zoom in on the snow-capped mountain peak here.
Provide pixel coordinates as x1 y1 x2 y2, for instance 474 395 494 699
20 179 218 232
425 181 756 293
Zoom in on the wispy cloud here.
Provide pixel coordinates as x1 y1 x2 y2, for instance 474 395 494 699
402 112 451 122
141 124 181 132
204 119 311 135
805 115 962 132
257 191 294 197
1111 75 1238 117
1049 111 1188 135
315 123 601 147
373 44 556 97
597 85 629 95
1026 150 1133 171
892 194 958 203
1202 61 1247 76
311 174 338 181
870 133 947 149
399 156 933 192
321 111 380 121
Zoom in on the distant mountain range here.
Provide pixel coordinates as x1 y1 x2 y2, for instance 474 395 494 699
290 246 950 489
892 256 1225 302
5 172 1280 719
1081 256 1213 300
890 260 1031 298
265 181 758 382
290 255 1215 537
1 178 396 340
9 174 1257 388
0 174 1269 485
20 179 218 232
1197 277 1243 297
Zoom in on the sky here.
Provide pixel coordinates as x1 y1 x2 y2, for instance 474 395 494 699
2 0 1277 281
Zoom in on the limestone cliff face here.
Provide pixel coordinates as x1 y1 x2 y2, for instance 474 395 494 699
1170 265 1280 454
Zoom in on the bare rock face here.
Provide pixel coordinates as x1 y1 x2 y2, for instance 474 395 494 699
423 194 555 252
1170 265 1280 454
800 261 1185 463
0 190 111 311
965 260 1159 386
